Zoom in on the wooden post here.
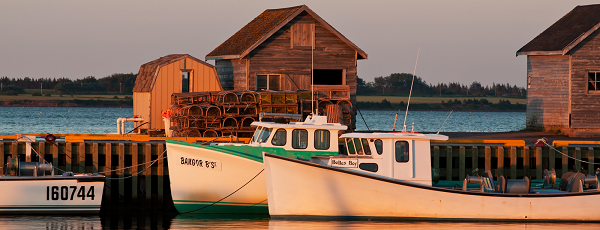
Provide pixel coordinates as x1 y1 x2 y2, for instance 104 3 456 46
523 146 530 178
433 146 440 169
471 147 478 172
588 147 595 173
25 142 32 162
459 146 465 180
145 143 152 209
575 147 581 172
497 146 504 178
549 147 556 173
78 143 86 173
11 141 18 160
535 147 543 180
65 143 72 172
485 146 491 172
118 143 125 203
562 147 568 176
52 143 58 172
446 146 452 180
92 143 99 173
38 142 46 163
157 143 165 210
105 143 112 205
131 143 139 207
0 142 4 176
510 146 517 179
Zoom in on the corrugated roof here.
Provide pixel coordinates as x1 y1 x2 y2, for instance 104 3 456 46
206 5 367 60
517 4 600 56
133 54 215 92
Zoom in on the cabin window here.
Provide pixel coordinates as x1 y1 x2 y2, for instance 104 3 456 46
353 138 364 155
292 129 308 149
257 74 281 91
271 129 286 146
182 71 190 93
395 141 409 163
359 163 378 172
314 130 330 150
362 139 371 155
588 71 600 92
291 23 314 48
346 138 356 155
258 128 273 143
374 139 383 155
251 127 263 143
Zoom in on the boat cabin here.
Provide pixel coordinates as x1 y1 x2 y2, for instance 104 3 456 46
311 132 449 186
247 115 347 153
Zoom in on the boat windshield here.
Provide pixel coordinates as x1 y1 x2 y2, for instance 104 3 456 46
251 127 263 143
258 128 273 143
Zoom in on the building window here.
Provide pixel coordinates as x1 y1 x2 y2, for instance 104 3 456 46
271 129 286 146
395 141 409 163
589 71 600 92
291 23 314 48
257 74 281 91
314 130 330 150
182 71 190 93
292 129 308 149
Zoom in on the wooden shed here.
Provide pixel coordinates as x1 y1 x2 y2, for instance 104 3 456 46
206 5 367 94
133 54 222 130
517 4 600 137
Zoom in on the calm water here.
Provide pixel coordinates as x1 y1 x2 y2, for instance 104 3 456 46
0 107 525 134
0 107 534 229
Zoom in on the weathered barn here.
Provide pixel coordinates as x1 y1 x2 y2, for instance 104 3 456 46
133 54 222 130
517 4 600 137
206 5 367 96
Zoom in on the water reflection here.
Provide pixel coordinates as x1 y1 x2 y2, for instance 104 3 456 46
0 215 101 230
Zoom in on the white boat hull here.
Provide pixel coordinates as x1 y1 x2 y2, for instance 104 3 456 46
166 142 268 214
0 175 104 214
264 153 600 221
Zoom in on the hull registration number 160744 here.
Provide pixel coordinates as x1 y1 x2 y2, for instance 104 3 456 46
46 186 95 200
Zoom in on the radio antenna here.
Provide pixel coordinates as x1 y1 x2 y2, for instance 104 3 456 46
437 110 453 134
401 47 420 132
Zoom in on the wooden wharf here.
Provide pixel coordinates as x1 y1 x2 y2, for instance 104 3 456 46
1 134 600 212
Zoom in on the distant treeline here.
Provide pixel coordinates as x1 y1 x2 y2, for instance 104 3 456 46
357 98 526 111
358 73 526 97
0 73 137 95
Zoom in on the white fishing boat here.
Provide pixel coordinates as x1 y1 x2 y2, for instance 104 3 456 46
263 132 600 221
166 113 347 214
0 156 105 214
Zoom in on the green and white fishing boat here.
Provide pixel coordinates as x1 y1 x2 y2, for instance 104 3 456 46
166 113 347 214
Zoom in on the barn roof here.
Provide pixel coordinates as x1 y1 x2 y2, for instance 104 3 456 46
206 5 367 60
517 4 600 56
133 54 215 92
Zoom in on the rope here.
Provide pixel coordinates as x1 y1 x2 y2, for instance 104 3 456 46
538 138 600 166
178 169 264 214
354 104 370 131
103 149 167 180
126 121 148 134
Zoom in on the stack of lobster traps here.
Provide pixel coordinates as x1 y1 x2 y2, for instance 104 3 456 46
168 86 354 138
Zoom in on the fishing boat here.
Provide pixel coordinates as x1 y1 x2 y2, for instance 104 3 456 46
0 156 105 214
263 132 600 221
166 113 347 214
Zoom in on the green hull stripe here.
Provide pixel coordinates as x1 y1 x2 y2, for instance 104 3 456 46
174 203 268 214
166 139 337 163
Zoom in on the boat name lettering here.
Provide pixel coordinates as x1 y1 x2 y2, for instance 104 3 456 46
329 159 358 168
46 186 95 201
180 157 222 171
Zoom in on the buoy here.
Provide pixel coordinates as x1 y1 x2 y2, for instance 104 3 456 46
39 112 41 115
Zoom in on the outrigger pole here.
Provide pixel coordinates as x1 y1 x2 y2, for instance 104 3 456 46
393 47 420 132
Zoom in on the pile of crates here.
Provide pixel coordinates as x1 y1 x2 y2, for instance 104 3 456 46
168 87 354 137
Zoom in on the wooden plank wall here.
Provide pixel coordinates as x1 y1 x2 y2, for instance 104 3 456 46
526 55 570 128
569 29 600 129
243 12 358 94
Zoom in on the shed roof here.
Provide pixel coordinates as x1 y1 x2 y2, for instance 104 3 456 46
517 4 600 56
133 54 215 92
206 5 367 60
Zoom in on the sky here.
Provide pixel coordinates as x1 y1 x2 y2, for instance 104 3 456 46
1 0 598 87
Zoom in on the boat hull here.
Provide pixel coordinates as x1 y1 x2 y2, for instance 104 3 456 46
264 153 600 221
0 175 105 214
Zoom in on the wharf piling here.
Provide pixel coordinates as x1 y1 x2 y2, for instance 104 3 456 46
1 135 599 212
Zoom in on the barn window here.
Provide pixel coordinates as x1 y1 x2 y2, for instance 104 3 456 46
257 74 281 91
182 71 190 93
313 69 345 85
291 23 314 48
588 71 600 92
